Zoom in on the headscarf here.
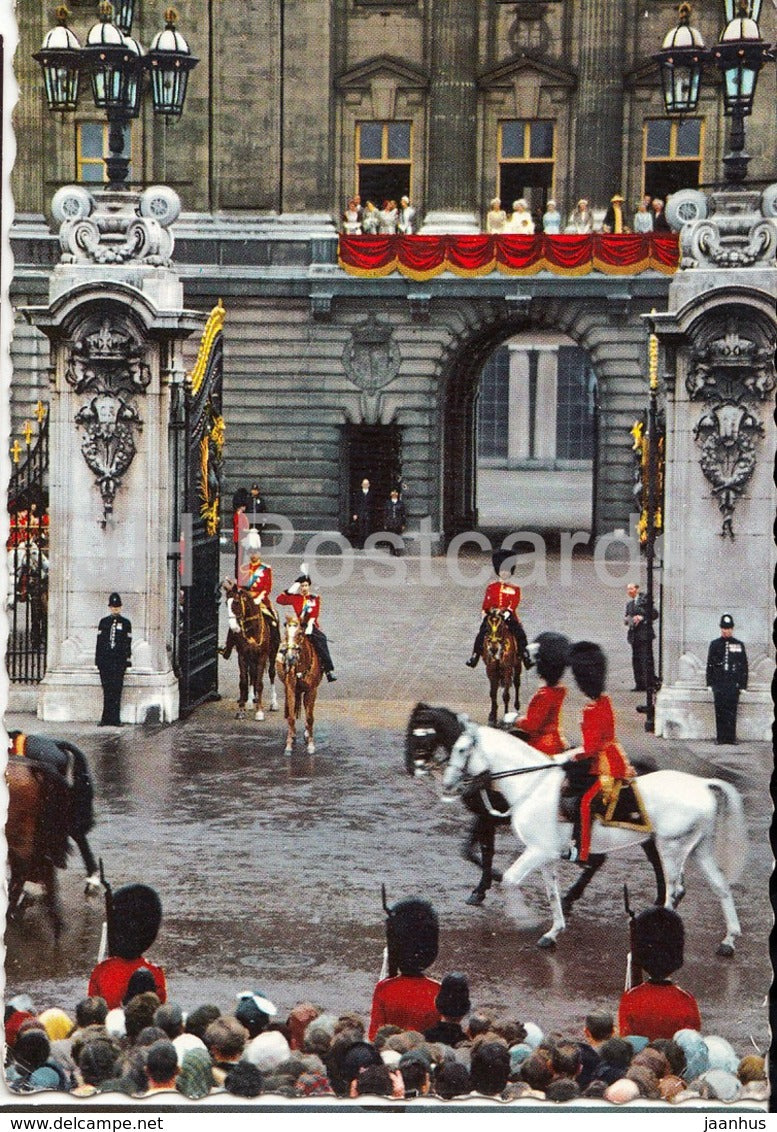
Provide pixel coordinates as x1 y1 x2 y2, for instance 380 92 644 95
37 1008 75 1043
176 1048 214 1100
673 1030 709 1081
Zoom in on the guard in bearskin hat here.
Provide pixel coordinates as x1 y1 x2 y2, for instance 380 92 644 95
509 632 571 756
367 895 441 1040
466 549 529 668
87 882 167 1008
564 642 635 862
617 906 701 1040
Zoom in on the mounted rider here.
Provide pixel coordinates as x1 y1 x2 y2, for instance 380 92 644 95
509 632 570 756
466 549 529 668
563 641 635 862
236 528 280 658
276 565 337 682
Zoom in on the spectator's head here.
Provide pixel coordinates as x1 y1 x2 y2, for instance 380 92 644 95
467 1013 492 1039
71 1025 113 1066
435 973 470 1021
185 1004 221 1042
626 1064 661 1098
598 1037 634 1072
353 1063 397 1098
649 1038 686 1077
234 991 277 1039
584 1009 614 1046
13 1028 51 1073
520 1050 554 1093
37 1008 75 1043
123 992 161 1044
78 1039 120 1087
243 1031 291 1074
737 1055 766 1085
489 1018 527 1047
224 1061 264 1098
550 1040 582 1081
175 1048 214 1100
632 1047 670 1079
75 997 108 1030
154 1003 184 1040
287 1003 319 1051
604 1077 640 1104
338 1040 383 1095
673 1030 709 1081
122 967 157 1005
372 1024 403 1050
704 1035 739 1074
546 1078 581 1103
433 1060 471 1099
490 198 501 210
145 1040 179 1090
470 1040 510 1097
205 1017 249 1064
399 1049 431 1097
111 1049 148 1094
134 1026 168 1049
302 1013 337 1057
693 1068 741 1102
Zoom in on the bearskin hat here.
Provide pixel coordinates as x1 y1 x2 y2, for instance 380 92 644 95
533 632 571 687
631 906 684 979
107 884 162 960
569 641 607 700
492 549 515 577
385 897 439 977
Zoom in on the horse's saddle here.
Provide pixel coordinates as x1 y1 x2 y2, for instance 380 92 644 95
593 779 652 834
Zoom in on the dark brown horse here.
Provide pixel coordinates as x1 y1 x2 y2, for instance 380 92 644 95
6 759 67 939
481 609 522 725
222 583 279 720
276 616 323 753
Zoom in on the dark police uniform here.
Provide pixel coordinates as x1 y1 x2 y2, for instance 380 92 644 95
95 593 132 726
705 615 748 744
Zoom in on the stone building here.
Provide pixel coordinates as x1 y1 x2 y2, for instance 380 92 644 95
9 0 777 545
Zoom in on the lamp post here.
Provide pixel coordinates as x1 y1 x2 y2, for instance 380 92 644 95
654 1 773 185
33 2 198 190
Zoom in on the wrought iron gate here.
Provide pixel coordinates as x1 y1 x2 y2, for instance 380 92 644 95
171 301 225 714
6 405 49 683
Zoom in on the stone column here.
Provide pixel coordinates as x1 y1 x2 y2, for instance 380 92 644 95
423 0 479 231
651 187 777 740
573 0 627 205
26 186 201 723
508 347 530 461
534 348 558 462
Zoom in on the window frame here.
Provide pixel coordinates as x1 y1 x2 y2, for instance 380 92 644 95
76 119 133 184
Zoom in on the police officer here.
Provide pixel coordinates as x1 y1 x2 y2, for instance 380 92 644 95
706 614 748 745
95 593 132 726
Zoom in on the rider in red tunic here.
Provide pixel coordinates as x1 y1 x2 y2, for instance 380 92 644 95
564 641 634 862
466 550 528 668
277 566 337 681
511 632 570 756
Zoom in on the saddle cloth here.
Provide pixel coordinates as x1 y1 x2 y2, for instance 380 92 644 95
559 779 652 835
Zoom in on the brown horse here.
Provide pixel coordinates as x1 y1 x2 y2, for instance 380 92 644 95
6 759 67 939
222 583 279 720
481 609 522 726
276 616 323 754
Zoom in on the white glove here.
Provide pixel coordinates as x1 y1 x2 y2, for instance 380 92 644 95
288 582 301 595
253 596 261 606
228 616 239 632
305 622 314 636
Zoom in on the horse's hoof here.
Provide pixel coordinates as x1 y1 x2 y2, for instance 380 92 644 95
284 745 293 755
269 700 279 712
307 742 315 755
465 890 486 906
84 875 101 897
716 942 735 958
491 868 503 883
536 934 557 950
255 710 265 721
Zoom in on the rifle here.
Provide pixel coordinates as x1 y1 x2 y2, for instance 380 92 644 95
379 884 390 980
97 858 113 964
623 885 642 991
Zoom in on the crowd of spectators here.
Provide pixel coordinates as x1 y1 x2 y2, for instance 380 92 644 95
4 983 768 1105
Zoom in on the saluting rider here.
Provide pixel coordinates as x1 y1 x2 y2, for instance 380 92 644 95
466 550 528 668
277 565 337 682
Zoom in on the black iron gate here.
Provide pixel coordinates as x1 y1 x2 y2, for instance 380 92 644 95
6 406 49 683
171 302 225 714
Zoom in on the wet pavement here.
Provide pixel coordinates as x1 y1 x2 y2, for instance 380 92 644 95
4 550 772 1057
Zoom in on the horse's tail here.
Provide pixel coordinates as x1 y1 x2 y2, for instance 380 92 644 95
707 778 748 885
56 739 95 834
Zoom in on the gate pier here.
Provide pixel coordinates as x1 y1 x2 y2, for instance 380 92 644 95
26 186 201 724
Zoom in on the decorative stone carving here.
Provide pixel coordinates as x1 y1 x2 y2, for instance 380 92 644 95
678 184 777 270
66 317 151 523
342 316 402 424
687 322 776 538
51 185 180 267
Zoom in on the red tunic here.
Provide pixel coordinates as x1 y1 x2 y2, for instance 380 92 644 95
618 981 701 1041
88 956 167 1009
481 581 521 615
368 974 441 1041
276 590 321 628
239 559 273 600
575 695 632 778
515 685 567 756
233 509 249 546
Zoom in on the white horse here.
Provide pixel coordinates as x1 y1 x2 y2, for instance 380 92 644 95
430 712 745 955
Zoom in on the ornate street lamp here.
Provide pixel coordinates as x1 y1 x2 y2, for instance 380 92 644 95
33 2 198 188
656 0 774 185
653 3 707 115
32 7 81 112
147 9 199 120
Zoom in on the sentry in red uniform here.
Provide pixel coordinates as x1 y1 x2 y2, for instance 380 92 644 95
514 685 567 756
618 981 701 1041
88 955 167 1010
368 974 441 1041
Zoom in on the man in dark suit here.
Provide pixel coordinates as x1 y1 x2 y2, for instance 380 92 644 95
352 477 373 549
706 614 748 744
383 487 407 556
624 582 657 692
95 592 132 726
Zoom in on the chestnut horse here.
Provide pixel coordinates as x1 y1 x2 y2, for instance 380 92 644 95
481 609 522 725
276 616 322 754
222 583 279 720
6 759 67 939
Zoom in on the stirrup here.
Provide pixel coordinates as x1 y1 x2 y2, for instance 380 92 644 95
561 844 578 862
465 654 479 668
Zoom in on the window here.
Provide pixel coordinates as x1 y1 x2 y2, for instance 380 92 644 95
356 121 411 206
477 346 509 460
498 119 555 217
76 121 131 183
643 117 702 201
556 347 596 461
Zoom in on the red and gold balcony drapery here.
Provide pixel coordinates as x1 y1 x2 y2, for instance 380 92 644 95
338 233 679 279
